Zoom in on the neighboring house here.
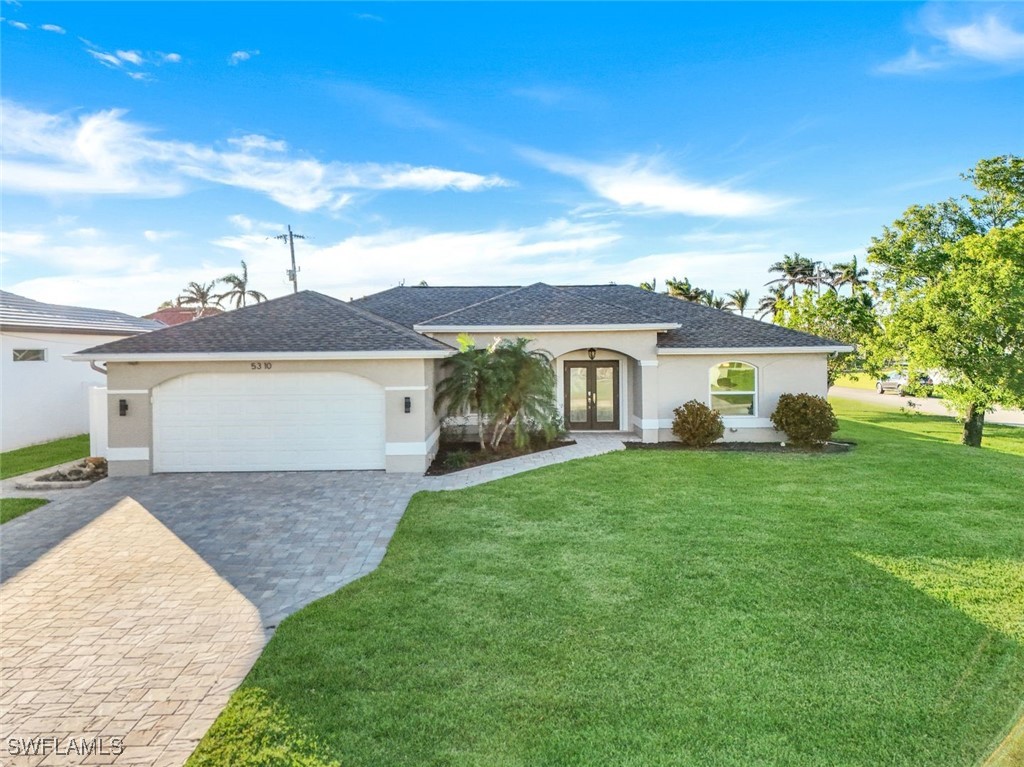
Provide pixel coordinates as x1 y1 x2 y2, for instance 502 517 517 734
70 284 851 476
0 290 162 452
143 306 224 326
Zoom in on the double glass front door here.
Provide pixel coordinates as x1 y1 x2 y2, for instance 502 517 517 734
564 361 619 430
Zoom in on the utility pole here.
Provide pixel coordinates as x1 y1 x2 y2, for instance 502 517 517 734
271 225 307 293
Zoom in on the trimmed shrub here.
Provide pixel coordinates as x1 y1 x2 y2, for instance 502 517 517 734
443 450 470 470
770 393 839 447
671 400 725 447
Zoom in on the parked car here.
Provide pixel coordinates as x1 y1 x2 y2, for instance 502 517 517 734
876 371 934 397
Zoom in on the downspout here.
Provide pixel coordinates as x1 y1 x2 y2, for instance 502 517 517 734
90 361 108 376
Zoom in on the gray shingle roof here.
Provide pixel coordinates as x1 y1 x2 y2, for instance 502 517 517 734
352 285 515 327
0 290 162 335
354 283 844 349
75 291 453 356
415 283 671 327
564 285 844 348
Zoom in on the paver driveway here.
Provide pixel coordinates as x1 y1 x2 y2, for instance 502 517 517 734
0 434 626 766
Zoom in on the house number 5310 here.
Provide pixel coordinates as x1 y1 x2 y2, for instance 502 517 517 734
250 362 273 370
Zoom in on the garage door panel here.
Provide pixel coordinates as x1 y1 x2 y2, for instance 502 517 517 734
153 372 386 472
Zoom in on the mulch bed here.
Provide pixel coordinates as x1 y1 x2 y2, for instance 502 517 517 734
624 440 855 454
427 440 576 476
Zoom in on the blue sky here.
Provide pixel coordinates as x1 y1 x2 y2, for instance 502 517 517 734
2 2 1022 315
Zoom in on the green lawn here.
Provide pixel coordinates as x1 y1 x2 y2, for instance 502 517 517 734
833 373 879 391
190 400 1024 767
0 498 49 524
0 434 90 480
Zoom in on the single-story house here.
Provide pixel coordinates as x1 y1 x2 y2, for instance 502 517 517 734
70 283 851 476
0 290 162 452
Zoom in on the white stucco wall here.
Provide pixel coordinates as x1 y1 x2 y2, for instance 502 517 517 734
0 331 120 451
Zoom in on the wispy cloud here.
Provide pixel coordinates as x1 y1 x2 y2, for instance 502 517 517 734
80 38 181 79
143 230 179 243
229 49 259 65
354 12 383 23
116 49 143 65
163 52 182 63
8 19 27 29
879 7 1024 74
1 100 511 210
40 23 64 34
523 149 786 218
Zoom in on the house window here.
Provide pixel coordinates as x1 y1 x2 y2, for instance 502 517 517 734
12 349 46 362
709 361 756 416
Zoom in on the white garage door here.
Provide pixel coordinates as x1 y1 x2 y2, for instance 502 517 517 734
152 371 386 472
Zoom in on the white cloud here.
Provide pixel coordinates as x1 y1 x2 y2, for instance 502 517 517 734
40 23 65 34
127 71 151 82
228 134 288 153
524 149 785 218
229 50 259 65
163 52 182 63
1 100 511 210
942 13 1024 62
85 48 124 68
879 9 1024 74
116 49 143 65
7 19 27 29
143 230 179 242
354 13 383 22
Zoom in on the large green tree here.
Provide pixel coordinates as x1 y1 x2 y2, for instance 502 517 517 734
776 290 879 386
868 155 1024 446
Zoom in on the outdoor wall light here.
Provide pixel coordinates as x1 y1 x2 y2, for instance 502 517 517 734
119 399 129 416
404 396 412 414
587 347 597 360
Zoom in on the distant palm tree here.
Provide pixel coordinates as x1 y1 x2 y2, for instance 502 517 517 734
217 261 267 309
726 288 751 316
177 281 222 317
639 279 658 292
702 291 730 310
665 276 708 302
756 285 788 322
831 256 869 294
767 253 815 298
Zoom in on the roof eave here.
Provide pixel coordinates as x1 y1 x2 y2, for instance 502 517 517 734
1 323 153 336
657 345 856 355
66 349 455 362
414 322 681 333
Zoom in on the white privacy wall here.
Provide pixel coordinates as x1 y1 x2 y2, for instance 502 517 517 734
0 331 118 451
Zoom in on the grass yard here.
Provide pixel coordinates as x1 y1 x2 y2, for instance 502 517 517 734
190 400 1024 767
832 373 878 391
0 434 89 480
0 498 49 524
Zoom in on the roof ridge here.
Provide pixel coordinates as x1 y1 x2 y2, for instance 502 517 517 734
552 284 668 324
417 284 526 324
335 294 455 351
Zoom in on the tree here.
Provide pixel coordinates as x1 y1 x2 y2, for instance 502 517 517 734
776 290 879 386
701 291 730 310
766 253 816 298
639 278 658 292
726 288 750 316
177 281 222 317
216 260 268 309
434 335 560 450
665 276 708 302
868 155 1024 446
756 285 788 321
830 256 869 295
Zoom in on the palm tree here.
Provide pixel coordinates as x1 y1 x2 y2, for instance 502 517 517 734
177 281 222 318
766 253 815 298
726 288 751 316
217 260 267 309
434 337 496 451
756 285 788 322
701 291 730 310
639 279 658 292
830 256 869 295
665 276 708 302
488 338 559 449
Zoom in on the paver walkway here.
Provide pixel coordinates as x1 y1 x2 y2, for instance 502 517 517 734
0 432 626 766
